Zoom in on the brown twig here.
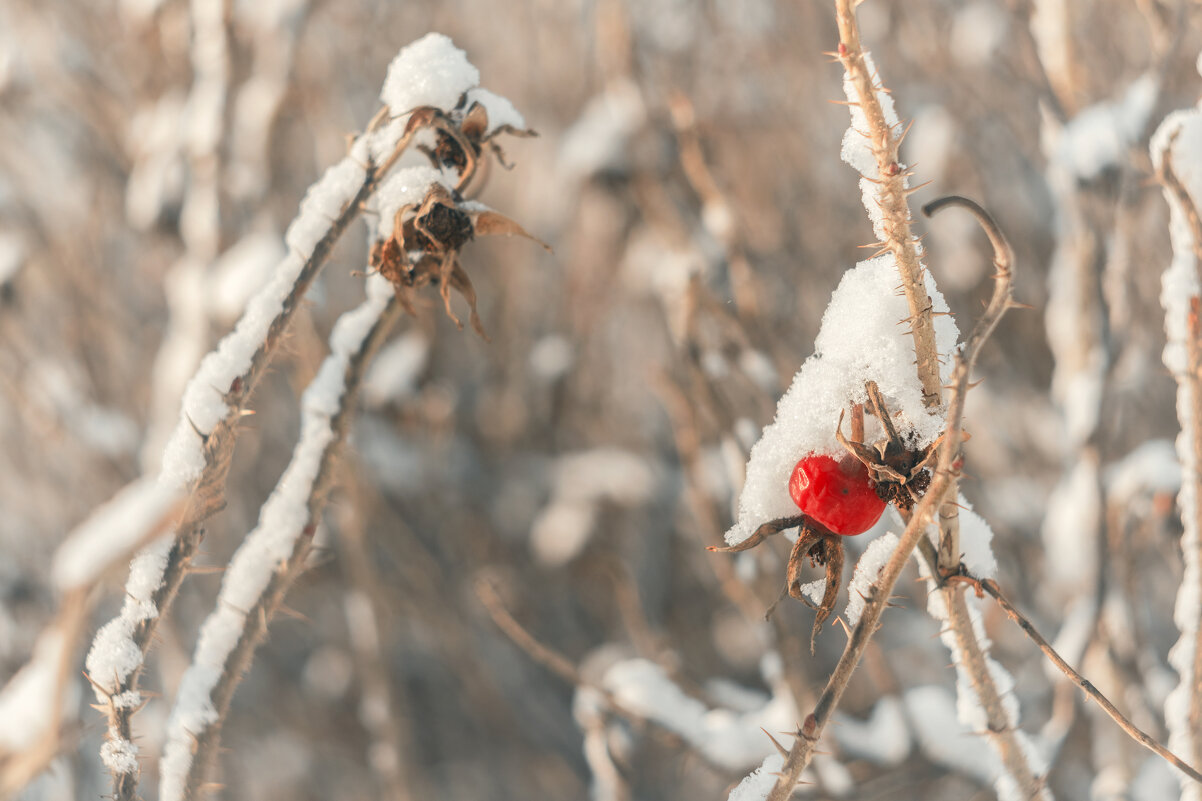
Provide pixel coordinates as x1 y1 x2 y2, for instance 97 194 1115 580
473 577 732 775
977 577 1202 784
914 539 1047 798
835 0 942 409
917 196 1049 797
921 195 1013 577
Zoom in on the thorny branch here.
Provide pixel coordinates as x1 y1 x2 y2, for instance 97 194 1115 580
971 574 1202 784
173 296 403 800
834 0 942 410
1159 130 1202 783
765 194 1018 801
97 110 415 801
920 197 1048 799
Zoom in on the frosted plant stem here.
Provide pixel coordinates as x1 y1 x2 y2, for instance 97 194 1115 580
834 0 941 410
94 111 414 801
1159 137 1202 794
160 287 401 801
836 0 963 572
765 196 1017 801
915 539 1049 799
974 575 1202 783
919 197 1051 799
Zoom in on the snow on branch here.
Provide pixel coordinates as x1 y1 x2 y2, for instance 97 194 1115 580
84 32 489 801
159 275 401 801
757 89 1025 801
834 0 943 408
601 658 794 772
916 502 1050 801
725 260 957 546
1151 86 1202 801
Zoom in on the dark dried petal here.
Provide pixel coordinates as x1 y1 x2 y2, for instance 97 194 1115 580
419 201 475 252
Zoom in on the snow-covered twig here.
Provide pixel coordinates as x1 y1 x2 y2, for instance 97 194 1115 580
833 0 941 410
917 199 1050 801
833 0 972 578
140 0 235 467
762 194 1019 801
0 479 183 793
1152 101 1202 800
158 276 401 801
86 34 481 800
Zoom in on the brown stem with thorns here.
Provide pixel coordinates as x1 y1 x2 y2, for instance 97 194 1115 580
921 196 1047 798
914 538 1047 798
922 195 1013 575
835 0 942 409
968 574 1202 784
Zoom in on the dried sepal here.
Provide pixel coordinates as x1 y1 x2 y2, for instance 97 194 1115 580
835 380 936 511
471 209 551 251
404 95 538 192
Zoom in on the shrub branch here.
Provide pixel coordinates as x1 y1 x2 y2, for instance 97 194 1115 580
765 194 1017 801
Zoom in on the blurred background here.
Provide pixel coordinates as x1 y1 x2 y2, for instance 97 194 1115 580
1 0 1201 799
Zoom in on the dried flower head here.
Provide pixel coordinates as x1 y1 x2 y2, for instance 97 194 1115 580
370 183 549 339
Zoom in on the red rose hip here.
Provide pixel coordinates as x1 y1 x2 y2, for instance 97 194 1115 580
788 453 886 536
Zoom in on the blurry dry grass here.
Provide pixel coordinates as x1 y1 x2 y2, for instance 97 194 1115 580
1 0 1200 799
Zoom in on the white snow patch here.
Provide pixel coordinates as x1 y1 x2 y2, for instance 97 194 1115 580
845 533 899 627
832 695 911 765
0 629 66 751
529 500 597 567
464 87 526 133
558 80 646 180
53 478 182 591
210 232 284 322
1054 75 1157 182
726 258 958 545
100 736 139 774
950 2 1009 67
933 495 998 579
602 658 794 771
380 33 479 113
904 684 997 786
373 166 450 238
1105 439 1181 504
362 330 428 407
726 753 784 801
529 334 575 381
552 449 657 507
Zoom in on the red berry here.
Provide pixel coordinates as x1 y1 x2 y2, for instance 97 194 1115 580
788 454 885 536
